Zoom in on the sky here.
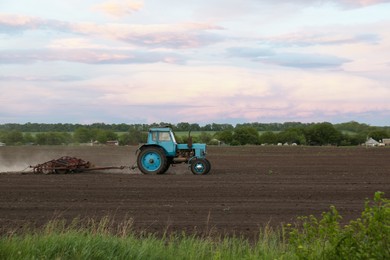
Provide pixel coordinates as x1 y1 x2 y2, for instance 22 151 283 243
1 0 390 126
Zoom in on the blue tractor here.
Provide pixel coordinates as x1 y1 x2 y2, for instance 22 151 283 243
136 127 211 175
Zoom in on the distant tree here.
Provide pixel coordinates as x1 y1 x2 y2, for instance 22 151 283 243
277 128 306 145
368 130 389 141
202 122 234 131
119 129 146 145
210 123 223 131
35 132 72 145
340 133 366 146
150 122 172 128
2 130 24 145
190 123 201 131
233 126 259 145
0 130 6 143
282 122 310 131
216 124 234 131
96 130 118 144
202 124 212 131
259 131 277 144
23 133 35 144
334 121 371 133
214 130 233 144
176 122 191 131
73 127 94 143
198 132 213 144
128 124 147 131
182 134 200 144
90 123 110 130
305 122 342 145
112 123 131 132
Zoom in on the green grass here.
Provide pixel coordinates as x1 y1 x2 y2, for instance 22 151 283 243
1 192 388 260
1 222 287 260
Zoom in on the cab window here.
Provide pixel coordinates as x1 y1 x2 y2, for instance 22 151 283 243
159 132 171 141
152 132 158 141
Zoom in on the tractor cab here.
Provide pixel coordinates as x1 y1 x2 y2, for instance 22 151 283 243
146 128 177 156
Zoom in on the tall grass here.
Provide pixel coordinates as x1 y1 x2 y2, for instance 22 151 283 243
1 192 388 260
0 223 287 260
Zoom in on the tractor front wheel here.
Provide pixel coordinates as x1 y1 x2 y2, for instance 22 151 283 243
137 147 168 174
190 158 210 175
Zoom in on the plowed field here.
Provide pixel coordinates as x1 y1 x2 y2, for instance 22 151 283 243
1 146 389 238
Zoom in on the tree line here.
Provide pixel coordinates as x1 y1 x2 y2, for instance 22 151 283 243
0 121 389 146
215 122 388 146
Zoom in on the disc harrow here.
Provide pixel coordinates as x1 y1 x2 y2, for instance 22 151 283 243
30 156 125 174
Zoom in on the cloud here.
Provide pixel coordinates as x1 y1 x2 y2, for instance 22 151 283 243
92 0 143 17
190 0 390 21
47 38 108 49
263 0 390 8
335 0 390 8
0 75 84 82
0 14 44 33
0 49 185 64
68 22 224 48
259 33 380 47
226 47 274 58
226 47 350 69
255 53 351 69
0 14 223 48
1 63 389 125
0 83 108 123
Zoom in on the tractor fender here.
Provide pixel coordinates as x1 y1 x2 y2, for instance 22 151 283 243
136 144 166 155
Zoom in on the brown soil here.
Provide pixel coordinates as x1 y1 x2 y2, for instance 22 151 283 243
0 145 389 238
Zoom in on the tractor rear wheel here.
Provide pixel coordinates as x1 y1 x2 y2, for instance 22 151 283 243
204 159 211 174
190 158 210 175
137 146 168 174
160 157 173 174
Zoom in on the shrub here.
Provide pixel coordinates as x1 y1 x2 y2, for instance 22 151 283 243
287 191 390 259
233 126 259 145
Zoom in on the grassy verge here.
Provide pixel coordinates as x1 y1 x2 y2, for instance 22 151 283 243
1 192 388 259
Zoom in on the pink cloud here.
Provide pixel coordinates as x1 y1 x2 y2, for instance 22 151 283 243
0 49 184 64
259 32 379 47
67 22 223 48
0 14 43 32
273 0 390 8
0 14 223 48
338 0 390 7
92 0 143 17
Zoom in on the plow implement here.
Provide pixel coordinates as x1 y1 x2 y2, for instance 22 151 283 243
30 156 126 174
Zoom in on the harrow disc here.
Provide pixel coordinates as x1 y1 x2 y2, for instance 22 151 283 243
30 156 91 174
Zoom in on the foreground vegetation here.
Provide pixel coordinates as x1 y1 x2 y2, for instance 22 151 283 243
1 192 388 259
0 121 389 146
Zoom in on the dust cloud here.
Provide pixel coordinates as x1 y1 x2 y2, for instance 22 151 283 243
0 147 51 173
0 146 139 174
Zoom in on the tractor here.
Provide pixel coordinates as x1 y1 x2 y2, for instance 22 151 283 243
136 127 211 175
